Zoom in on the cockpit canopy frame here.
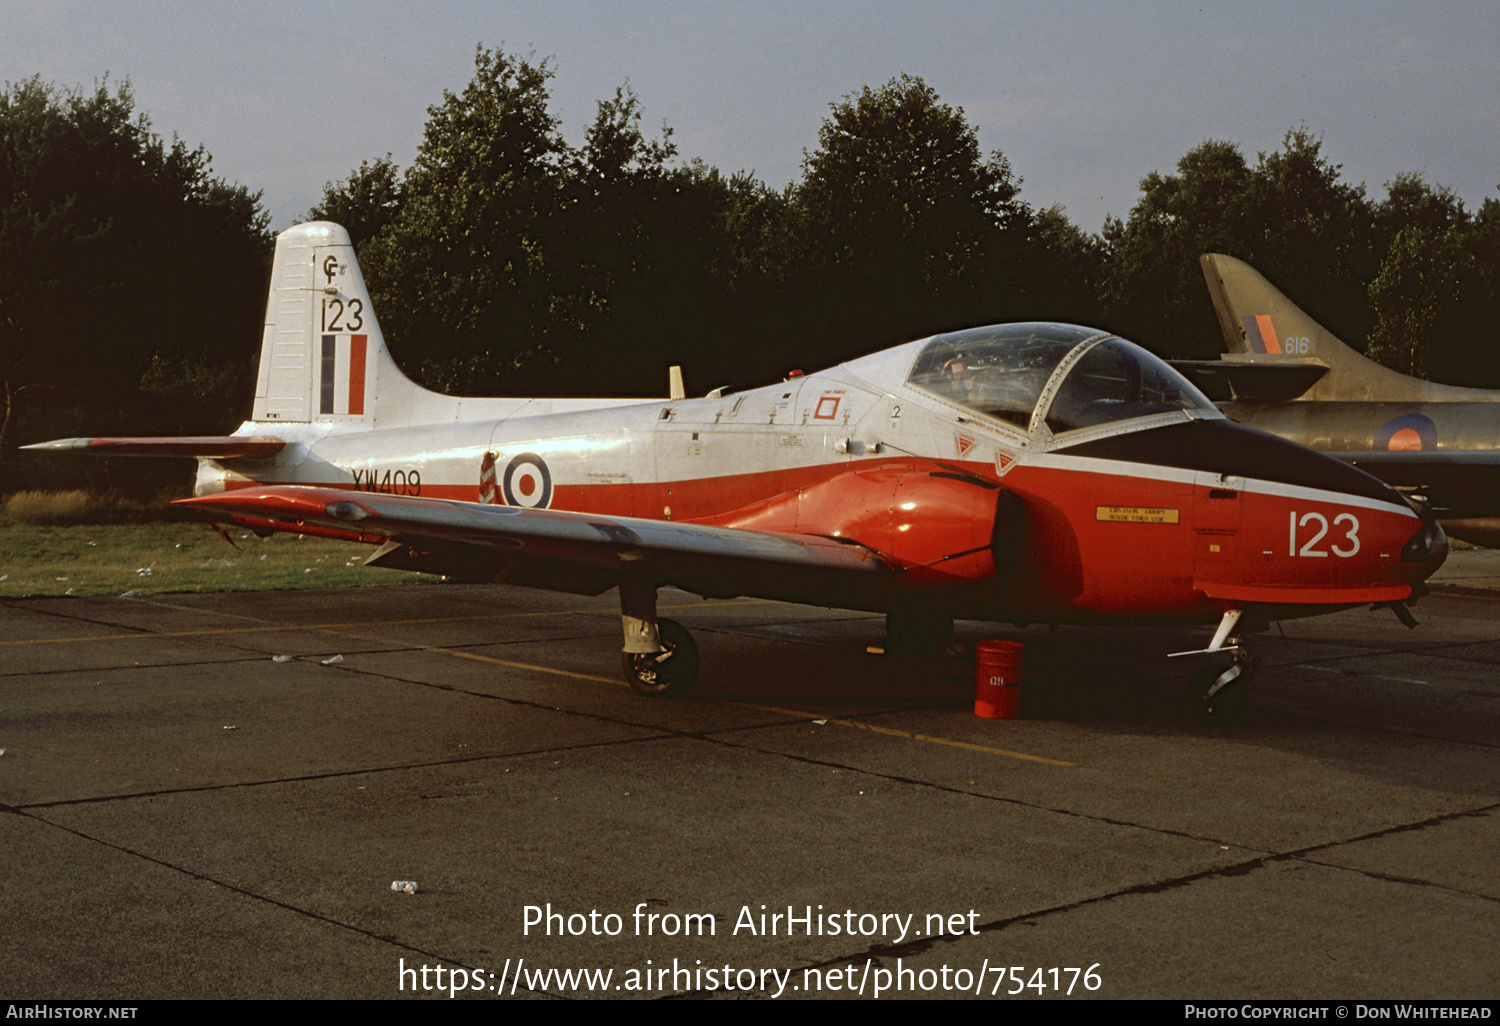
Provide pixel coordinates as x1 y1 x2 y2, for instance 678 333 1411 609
904 323 1219 445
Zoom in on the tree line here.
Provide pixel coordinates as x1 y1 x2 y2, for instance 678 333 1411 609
5 48 1498 495
1 75 269 494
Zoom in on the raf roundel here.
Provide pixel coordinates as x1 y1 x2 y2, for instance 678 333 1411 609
1374 413 1438 452
502 452 553 509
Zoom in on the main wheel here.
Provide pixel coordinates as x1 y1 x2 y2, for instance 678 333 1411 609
1189 663 1250 726
622 618 699 698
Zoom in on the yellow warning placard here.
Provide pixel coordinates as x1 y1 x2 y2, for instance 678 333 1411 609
1096 506 1180 524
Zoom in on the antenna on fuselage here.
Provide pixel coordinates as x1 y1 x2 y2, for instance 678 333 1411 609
668 365 686 401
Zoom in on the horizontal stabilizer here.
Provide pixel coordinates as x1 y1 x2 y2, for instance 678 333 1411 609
1172 358 1328 402
22 436 285 458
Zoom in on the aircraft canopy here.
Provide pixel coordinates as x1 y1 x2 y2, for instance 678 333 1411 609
907 323 1216 435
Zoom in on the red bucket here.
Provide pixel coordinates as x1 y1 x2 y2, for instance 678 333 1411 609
974 640 1024 719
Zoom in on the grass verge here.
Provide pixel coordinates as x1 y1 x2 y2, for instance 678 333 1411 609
0 521 437 598
0 489 170 525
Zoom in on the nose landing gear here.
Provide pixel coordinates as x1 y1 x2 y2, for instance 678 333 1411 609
1172 608 1256 726
1188 653 1256 726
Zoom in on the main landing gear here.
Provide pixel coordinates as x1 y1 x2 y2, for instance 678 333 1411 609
618 579 700 698
1171 609 1257 727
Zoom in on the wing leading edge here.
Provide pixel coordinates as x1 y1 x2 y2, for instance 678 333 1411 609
175 486 901 610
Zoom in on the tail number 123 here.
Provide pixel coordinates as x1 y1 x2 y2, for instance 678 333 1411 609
322 298 364 332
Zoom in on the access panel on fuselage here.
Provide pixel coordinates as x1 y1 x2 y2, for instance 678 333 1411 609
647 376 892 523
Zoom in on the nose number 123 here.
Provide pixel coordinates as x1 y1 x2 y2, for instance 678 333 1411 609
1290 511 1360 557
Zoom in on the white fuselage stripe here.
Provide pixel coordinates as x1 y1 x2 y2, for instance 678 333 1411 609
1032 452 1419 519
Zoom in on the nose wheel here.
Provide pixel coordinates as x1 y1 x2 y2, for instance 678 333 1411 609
1188 655 1254 726
1172 609 1257 726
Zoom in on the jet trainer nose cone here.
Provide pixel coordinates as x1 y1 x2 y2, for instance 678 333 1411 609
1401 517 1448 580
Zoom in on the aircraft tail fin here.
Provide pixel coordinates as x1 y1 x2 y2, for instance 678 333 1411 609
253 222 457 426
1199 252 1455 402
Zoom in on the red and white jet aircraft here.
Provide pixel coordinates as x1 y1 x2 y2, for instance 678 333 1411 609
30 223 1448 723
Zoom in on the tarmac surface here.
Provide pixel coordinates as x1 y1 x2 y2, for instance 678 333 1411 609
4 551 1500 1000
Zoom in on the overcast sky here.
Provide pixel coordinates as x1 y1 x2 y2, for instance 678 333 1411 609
6 0 1497 234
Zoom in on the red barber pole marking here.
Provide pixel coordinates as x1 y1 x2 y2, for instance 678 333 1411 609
479 451 499 504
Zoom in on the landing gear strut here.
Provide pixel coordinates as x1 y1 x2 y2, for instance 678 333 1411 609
619 579 699 698
1171 608 1256 727
622 618 699 697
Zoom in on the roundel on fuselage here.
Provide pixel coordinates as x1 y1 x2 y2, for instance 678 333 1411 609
502 452 553 508
1373 414 1437 452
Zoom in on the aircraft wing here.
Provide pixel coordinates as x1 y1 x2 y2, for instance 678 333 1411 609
22 436 286 458
175 486 899 608
1329 449 1500 517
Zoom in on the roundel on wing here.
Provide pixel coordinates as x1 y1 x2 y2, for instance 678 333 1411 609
1373 413 1437 452
502 452 553 508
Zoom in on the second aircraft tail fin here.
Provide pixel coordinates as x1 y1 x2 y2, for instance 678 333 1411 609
1199 252 1472 402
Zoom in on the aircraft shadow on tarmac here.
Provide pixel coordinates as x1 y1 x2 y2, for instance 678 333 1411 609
669 615 1211 722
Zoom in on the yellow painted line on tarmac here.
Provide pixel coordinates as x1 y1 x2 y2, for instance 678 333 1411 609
733 702 1078 767
6 598 1067 766
430 646 622 686
422 656 1076 766
0 598 768 647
